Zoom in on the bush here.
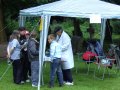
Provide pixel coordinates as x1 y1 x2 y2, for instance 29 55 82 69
6 17 19 35
111 20 120 34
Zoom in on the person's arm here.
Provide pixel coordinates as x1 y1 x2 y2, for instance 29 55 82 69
50 43 56 60
9 47 14 56
7 45 11 58
61 35 71 51
62 42 70 51
7 39 18 58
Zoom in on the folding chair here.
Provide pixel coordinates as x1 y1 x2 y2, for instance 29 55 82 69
114 46 120 75
76 51 96 75
76 39 99 75
94 56 116 80
114 46 120 70
94 44 119 80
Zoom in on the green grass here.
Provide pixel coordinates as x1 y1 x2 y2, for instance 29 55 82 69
0 56 120 90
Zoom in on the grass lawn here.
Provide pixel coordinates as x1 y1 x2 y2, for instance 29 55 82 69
0 56 120 90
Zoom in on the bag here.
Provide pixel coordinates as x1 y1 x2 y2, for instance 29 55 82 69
101 58 110 65
82 51 97 61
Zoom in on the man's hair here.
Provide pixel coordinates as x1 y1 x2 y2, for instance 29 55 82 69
54 26 63 34
18 27 26 31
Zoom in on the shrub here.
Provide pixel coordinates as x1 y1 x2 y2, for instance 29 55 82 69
111 20 120 34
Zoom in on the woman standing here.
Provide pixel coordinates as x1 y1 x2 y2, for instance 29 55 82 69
7 30 22 84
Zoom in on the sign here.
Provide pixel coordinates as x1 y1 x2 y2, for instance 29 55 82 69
90 14 101 23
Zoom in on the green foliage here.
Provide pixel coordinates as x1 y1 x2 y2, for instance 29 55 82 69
50 19 73 36
50 18 101 39
62 19 73 36
25 17 40 31
3 0 51 36
111 20 120 34
3 0 119 43
6 17 19 34
25 17 41 40
79 18 88 24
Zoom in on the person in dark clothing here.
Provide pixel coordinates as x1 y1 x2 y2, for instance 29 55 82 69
27 31 39 87
18 27 31 83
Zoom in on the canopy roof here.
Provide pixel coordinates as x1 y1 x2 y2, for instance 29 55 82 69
20 0 120 19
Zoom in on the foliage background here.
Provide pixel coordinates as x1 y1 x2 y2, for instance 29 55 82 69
1 0 120 38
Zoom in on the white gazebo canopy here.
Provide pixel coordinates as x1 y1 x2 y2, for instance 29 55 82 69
20 0 120 19
19 0 120 90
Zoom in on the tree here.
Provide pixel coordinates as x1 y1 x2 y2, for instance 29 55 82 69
73 18 83 37
102 0 120 43
0 0 49 44
104 19 113 43
0 0 7 43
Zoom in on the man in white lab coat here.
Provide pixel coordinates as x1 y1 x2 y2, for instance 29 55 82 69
54 26 74 85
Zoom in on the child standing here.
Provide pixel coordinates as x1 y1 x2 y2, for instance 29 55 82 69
27 31 39 87
48 34 63 88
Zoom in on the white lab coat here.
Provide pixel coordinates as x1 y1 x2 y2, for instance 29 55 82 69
56 31 74 69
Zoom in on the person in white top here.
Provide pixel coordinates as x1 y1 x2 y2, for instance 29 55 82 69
48 34 63 88
54 26 74 85
7 30 22 84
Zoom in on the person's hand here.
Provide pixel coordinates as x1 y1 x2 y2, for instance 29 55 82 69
6 54 10 59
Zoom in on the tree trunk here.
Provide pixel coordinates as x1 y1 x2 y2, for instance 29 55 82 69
0 0 7 43
73 18 83 37
71 18 83 54
104 19 113 43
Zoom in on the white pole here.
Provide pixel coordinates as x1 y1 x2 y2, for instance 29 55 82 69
41 15 51 85
38 15 44 90
38 15 51 90
100 19 106 47
19 15 26 27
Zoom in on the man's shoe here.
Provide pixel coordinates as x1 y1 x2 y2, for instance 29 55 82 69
32 84 38 87
20 81 25 84
65 82 74 85
63 81 67 84
26 79 30 83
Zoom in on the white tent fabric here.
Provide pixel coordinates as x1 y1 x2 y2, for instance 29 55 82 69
20 0 120 19
19 0 120 90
